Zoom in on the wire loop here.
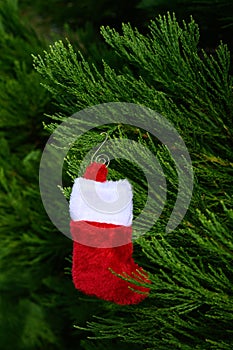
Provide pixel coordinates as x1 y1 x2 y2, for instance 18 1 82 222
91 132 110 167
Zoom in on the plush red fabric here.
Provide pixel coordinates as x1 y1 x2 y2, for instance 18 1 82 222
70 220 132 247
71 162 150 304
83 162 108 182
71 235 150 304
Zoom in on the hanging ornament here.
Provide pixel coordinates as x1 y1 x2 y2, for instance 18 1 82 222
69 133 150 305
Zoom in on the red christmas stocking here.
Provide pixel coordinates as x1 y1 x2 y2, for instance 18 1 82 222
69 162 150 305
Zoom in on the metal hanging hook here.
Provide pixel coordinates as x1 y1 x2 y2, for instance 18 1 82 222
91 132 110 167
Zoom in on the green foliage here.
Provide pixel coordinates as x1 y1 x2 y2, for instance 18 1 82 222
33 13 233 349
0 0 50 152
33 14 233 156
0 1 107 349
